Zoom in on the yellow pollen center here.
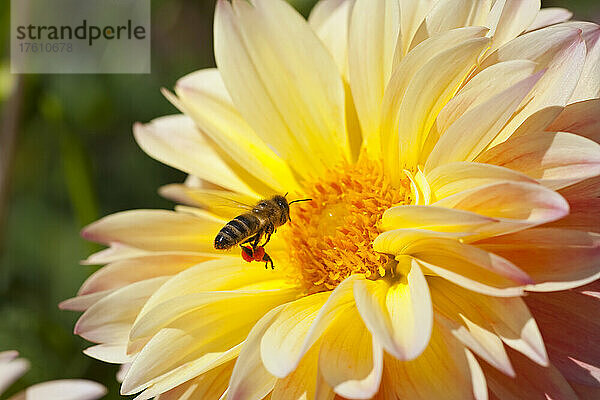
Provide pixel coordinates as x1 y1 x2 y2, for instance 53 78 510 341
285 158 412 294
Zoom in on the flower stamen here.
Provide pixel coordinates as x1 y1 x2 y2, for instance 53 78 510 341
285 157 413 293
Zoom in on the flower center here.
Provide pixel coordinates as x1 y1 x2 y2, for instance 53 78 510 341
284 158 412 294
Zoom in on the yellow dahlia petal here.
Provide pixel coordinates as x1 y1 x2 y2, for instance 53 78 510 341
419 0 491 40
476 131 600 190
380 204 497 233
442 316 515 378
314 367 335 400
227 305 287 400
425 59 537 153
382 27 489 170
547 98 600 142
397 0 438 55
132 258 296 329
74 277 167 345
6 380 107 400
549 199 600 233
347 0 399 154
59 290 113 312
353 260 433 361
81 210 224 252
477 227 600 292
77 253 209 296
409 239 533 288
432 181 569 232
553 176 600 232
261 275 358 378
431 278 548 369
308 0 354 80
319 306 383 399
122 286 291 395
81 242 150 265
378 202 542 245
309 1 363 160
66 1 600 398
214 0 349 178
124 346 238 398
526 7 573 32
526 283 600 388
373 230 470 256
377 319 486 400
158 185 261 219
482 347 577 400
486 0 540 52
83 344 132 365
418 255 524 297
172 69 300 194
509 106 566 138
559 175 600 201
151 361 232 400
426 162 536 201
479 25 587 146
425 71 543 170
130 289 298 343
133 115 256 196
261 292 330 379
271 343 321 400
387 36 490 174
569 23 600 103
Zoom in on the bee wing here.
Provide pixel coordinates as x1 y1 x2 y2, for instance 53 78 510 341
160 185 256 219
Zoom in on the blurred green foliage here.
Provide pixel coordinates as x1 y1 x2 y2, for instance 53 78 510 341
0 0 598 399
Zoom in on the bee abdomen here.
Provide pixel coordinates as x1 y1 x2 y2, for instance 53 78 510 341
214 214 260 250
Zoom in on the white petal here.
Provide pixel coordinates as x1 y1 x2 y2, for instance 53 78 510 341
7 380 106 400
0 358 30 394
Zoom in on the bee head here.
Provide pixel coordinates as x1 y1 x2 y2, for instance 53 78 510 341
284 195 312 223
272 195 289 212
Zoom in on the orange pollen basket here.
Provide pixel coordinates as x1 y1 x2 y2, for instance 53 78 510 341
285 157 413 294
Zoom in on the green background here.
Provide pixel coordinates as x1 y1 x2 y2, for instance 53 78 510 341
0 0 598 398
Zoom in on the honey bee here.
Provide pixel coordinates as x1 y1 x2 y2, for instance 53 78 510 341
213 194 311 268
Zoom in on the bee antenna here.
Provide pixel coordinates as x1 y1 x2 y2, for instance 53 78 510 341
284 192 289 198
288 198 312 205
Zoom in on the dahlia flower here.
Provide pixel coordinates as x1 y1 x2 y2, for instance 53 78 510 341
62 0 600 398
0 351 106 400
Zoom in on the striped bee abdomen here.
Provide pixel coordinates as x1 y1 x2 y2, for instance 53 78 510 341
214 213 262 250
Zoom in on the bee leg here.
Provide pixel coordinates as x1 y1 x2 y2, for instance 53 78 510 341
262 252 274 269
251 233 262 252
262 233 272 247
241 234 257 245
261 224 275 247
